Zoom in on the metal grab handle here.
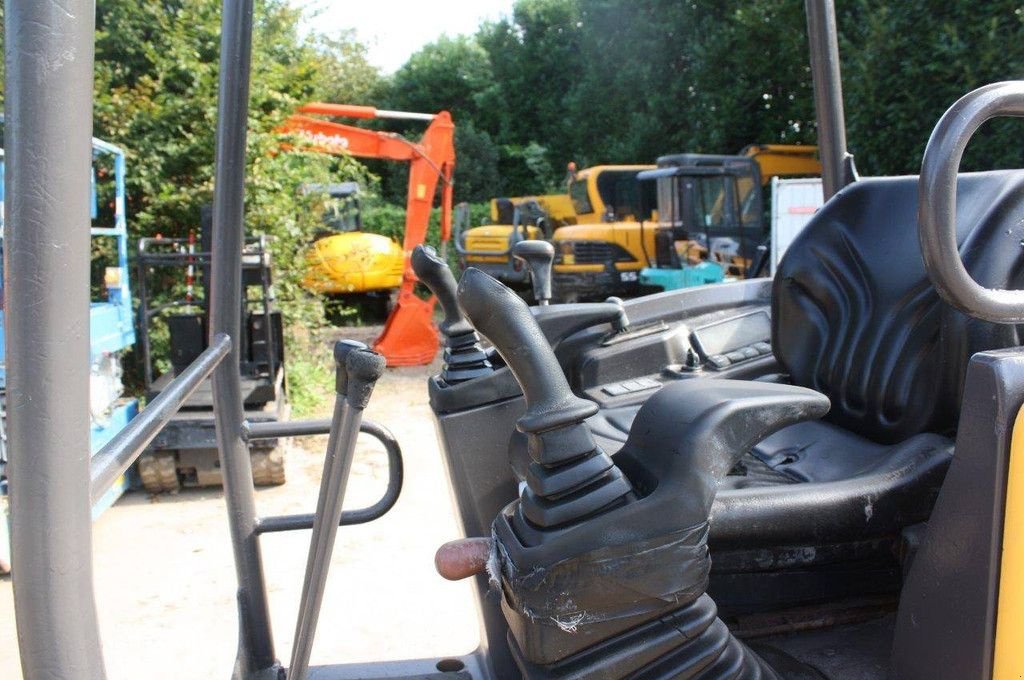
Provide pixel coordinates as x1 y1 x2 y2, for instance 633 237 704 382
252 419 404 533
919 81 1024 323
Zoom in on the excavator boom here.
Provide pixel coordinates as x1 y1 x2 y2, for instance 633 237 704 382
279 104 456 366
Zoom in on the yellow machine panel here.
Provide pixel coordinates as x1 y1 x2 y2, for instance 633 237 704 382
487 194 577 225
302 232 404 294
551 221 656 273
464 224 544 264
995 403 1024 679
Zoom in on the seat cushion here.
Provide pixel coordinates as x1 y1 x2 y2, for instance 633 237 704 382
584 405 952 549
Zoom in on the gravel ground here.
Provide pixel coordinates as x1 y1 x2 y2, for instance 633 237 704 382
0 330 480 678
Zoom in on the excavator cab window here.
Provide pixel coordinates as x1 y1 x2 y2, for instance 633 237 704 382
569 174 592 215
596 169 656 221
737 174 760 227
694 175 731 228
305 182 362 235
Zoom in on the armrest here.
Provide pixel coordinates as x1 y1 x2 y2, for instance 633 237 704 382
619 379 829 516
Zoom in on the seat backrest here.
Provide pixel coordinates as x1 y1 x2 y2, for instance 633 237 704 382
773 171 1024 443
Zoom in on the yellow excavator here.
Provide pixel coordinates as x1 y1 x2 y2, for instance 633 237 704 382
454 165 653 290
301 181 404 303
552 144 821 300
454 193 576 287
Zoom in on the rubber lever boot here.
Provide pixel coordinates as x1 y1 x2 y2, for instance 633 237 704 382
457 268 633 545
494 378 830 674
410 245 492 384
511 240 555 305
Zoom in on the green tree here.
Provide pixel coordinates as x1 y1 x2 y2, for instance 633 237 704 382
388 35 494 116
840 1 1024 175
375 36 501 201
477 0 585 188
87 0 382 334
312 31 385 105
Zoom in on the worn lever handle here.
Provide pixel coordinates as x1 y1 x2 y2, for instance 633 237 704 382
458 268 632 541
458 268 593 434
512 240 555 305
411 245 473 337
412 245 493 384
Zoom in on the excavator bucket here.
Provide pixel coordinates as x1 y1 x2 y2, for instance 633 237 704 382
373 291 439 366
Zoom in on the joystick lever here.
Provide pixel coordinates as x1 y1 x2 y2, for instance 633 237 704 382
411 245 492 384
456 270 834 677
511 240 555 305
457 268 633 545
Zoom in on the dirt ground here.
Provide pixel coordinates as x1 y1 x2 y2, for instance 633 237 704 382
0 331 481 678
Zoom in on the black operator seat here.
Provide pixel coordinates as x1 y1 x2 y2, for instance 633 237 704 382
585 170 1024 549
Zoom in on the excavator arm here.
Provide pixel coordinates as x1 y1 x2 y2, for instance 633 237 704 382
279 104 456 366
279 106 455 257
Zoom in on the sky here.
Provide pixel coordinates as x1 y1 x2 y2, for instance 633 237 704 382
295 0 516 74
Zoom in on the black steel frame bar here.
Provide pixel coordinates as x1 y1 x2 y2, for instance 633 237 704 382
136 231 276 396
805 0 854 200
89 334 231 505
208 0 279 674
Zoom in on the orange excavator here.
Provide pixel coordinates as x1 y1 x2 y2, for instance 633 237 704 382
278 103 456 366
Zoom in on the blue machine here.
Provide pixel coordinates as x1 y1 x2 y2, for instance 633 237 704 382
639 259 726 291
0 137 138 571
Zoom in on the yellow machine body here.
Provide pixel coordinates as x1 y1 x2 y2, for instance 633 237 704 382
463 224 544 264
552 148 820 299
487 193 576 225
460 194 576 265
551 219 656 275
302 231 404 294
995 403 1024 678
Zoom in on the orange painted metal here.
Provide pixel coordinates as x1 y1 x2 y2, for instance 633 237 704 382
296 103 378 119
279 104 457 366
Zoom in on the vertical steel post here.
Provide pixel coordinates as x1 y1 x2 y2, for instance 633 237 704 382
210 0 278 673
4 0 107 678
805 0 856 200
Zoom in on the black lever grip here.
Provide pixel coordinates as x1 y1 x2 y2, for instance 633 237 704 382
458 268 632 540
511 240 555 305
411 245 473 338
334 339 386 409
458 268 594 434
411 246 492 384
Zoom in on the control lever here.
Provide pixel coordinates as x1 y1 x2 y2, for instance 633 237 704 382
458 269 833 675
603 296 630 332
457 268 633 545
511 239 554 305
289 340 386 680
497 375 829 672
411 245 492 383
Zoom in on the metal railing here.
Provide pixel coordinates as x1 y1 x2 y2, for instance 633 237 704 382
89 334 231 504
